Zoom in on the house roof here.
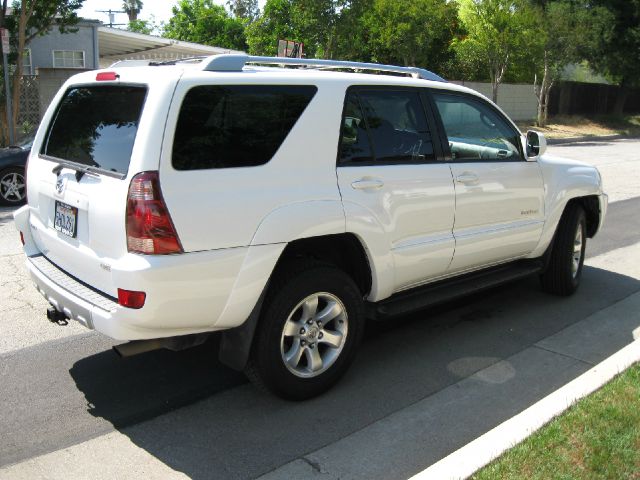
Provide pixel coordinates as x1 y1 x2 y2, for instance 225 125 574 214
98 27 244 67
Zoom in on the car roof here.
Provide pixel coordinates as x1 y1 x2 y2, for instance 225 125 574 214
65 55 484 97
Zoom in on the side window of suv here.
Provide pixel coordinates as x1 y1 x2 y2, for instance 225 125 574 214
432 92 522 162
339 88 435 165
173 85 317 170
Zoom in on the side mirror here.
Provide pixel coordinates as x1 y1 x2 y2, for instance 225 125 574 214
526 130 547 159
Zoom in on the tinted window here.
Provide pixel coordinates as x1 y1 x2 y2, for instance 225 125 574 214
339 93 373 163
432 92 522 162
173 85 317 170
42 86 147 176
359 90 434 163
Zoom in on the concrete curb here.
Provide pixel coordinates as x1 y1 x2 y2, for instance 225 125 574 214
410 337 640 480
546 134 635 145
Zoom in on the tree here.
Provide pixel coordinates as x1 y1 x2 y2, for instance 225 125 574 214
127 18 153 35
163 0 247 51
585 0 640 116
529 0 612 126
1 0 84 142
245 0 300 56
455 0 537 102
226 0 258 22
361 0 458 71
123 0 142 23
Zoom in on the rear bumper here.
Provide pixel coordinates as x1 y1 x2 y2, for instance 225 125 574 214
14 204 283 341
26 254 221 340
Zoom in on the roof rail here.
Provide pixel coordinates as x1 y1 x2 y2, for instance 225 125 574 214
200 54 446 82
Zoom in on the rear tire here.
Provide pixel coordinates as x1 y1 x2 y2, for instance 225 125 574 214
540 203 586 296
245 261 364 400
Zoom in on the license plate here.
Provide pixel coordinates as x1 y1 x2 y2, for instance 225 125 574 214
54 201 78 238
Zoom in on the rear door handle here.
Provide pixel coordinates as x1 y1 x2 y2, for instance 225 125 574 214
455 173 479 184
351 179 384 190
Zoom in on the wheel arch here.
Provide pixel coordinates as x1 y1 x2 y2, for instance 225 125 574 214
219 232 374 372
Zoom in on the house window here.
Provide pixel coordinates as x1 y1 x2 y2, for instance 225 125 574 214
22 49 32 75
52 50 85 68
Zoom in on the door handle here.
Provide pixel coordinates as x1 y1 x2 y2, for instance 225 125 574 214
351 179 384 190
455 173 479 184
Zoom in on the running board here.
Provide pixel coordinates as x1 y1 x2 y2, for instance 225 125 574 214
367 261 543 320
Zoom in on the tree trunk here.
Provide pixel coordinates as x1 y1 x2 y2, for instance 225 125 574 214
612 80 628 117
11 1 29 133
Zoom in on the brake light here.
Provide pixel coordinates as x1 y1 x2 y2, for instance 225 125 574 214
96 72 119 81
126 171 183 254
117 288 146 309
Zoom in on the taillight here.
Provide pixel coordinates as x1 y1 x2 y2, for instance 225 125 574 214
118 288 146 309
126 171 183 255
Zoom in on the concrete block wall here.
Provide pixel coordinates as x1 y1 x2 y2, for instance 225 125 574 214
37 68 91 118
451 81 538 122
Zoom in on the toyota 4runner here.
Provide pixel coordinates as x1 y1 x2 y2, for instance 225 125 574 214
14 55 607 399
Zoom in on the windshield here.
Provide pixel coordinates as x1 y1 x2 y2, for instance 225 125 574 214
41 85 147 176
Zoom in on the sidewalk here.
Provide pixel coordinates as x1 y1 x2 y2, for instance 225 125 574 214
258 246 640 480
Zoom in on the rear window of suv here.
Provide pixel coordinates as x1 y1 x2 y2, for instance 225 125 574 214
172 85 317 170
41 86 147 177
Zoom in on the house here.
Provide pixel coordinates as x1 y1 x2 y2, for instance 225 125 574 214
20 19 244 127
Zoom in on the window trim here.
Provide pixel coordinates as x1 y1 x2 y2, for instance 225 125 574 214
426 89 526 163
337 85 444 167
52 49 86 69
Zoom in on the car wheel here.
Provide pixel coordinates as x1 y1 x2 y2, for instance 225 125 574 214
245 261 364 400
0 166 26 207
540 203 586 296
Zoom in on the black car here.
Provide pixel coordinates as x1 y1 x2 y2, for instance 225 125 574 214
0 134 32 207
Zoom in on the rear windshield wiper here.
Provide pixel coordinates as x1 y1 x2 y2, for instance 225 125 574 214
48 157 125 181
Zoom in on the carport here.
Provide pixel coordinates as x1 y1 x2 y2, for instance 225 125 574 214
97 27 245 67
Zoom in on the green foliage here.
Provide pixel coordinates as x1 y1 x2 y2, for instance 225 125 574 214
163 0 247 51
245 0 297 56
6 0 84 42
127 18 153 35
587 0 640 88
454 0 538 99
361 0 459 71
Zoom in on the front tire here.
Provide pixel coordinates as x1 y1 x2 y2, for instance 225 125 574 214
540 203 586 296
246 261 364 400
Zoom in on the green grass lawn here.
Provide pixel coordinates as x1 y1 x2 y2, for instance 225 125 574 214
472 363 640 480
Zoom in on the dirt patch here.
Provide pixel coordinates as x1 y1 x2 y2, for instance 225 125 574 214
517 115 640 139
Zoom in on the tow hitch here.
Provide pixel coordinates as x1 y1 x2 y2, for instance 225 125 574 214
47 306 69 325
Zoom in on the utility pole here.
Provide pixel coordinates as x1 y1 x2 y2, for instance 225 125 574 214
0 27 14 145
96 9 127 28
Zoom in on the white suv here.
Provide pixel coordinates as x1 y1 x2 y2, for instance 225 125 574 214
14 55 607 399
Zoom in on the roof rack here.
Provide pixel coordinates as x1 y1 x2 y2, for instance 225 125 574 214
200 54 446 82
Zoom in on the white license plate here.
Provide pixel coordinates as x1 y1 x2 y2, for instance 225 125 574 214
54 201 78 238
